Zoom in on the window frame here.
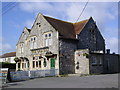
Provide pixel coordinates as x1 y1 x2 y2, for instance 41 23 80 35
43 32 52 47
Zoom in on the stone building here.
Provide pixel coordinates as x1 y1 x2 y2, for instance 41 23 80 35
0 52 16 63
15 13 107 75
75 49 119 75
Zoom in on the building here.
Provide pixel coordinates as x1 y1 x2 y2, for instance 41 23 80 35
0 52 16 63
16 13 118 75
75 49 119 75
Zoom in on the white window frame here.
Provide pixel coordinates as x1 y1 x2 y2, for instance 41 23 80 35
30 37 37 49
43 32 52 47
99 58 102 65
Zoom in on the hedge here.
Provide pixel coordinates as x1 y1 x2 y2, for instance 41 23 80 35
0 62 16 69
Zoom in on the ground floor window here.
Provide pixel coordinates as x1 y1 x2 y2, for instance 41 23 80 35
36 61 38 67
43 59 47 67
92 58 97 65
33 61 35 68
39 61 41 68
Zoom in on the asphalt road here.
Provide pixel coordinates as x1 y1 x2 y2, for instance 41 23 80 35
4 74 118 88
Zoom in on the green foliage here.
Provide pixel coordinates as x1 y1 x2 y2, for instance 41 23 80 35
59 74 68 77
14 57 20 62
0 62 16 69
83 53 89 58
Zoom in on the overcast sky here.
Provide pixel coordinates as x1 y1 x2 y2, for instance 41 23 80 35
1 1 118 55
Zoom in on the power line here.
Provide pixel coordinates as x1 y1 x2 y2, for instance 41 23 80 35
2 2 15 10
75 0 89 23
2 2 18 15
2 2 16 14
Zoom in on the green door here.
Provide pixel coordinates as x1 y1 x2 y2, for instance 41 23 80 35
50 58 55 69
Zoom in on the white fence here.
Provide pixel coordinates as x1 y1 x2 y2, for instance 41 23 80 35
10 69 58 81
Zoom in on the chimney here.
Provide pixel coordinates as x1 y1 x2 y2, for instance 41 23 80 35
106 49 110 54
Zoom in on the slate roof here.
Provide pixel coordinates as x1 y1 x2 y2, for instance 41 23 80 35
44 16 76 39
43 15 89 39
73 20 89 34
0 52 16 58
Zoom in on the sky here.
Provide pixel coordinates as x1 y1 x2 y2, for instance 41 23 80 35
1 1 118 55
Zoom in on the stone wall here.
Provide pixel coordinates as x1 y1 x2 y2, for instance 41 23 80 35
74 49 90 75
77 17 105 52
89 53 104 74
16 14 59 75
103 54 119 74
89 53 119 74
59 39 77 74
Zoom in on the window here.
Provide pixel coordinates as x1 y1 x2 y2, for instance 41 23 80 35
33 57 35 60
45 34 47 37
34 37 36 40
49 33 51 37
43 59 47 67
36 61 38 67
44 32 52 46
30 37 37 49
20 44 24 53
22 63 24 68
100 58 102 65
24 63 26 68
39 61 41 68
33 61 35 68
92 58 97 65
31 38 33 41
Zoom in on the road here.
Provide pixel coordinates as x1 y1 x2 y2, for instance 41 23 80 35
3 74 118 88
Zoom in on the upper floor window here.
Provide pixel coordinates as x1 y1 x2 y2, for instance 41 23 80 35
30 36 37 49
43 32 52 47
20 44 24 53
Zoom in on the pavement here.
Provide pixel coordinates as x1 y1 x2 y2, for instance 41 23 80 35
2 74 119 88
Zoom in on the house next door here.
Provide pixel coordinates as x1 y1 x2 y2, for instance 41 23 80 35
50 58 55 69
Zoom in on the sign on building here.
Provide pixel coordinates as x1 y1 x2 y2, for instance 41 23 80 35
0 68 8 85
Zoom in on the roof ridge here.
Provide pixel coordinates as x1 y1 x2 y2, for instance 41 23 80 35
43 15 73 24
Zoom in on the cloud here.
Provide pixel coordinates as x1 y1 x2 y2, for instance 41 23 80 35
18 2 118 53
19 2 117 24
66 2 117 30
25 19 34 28
0 37 15 55
106 37 118 53
0 43 13 55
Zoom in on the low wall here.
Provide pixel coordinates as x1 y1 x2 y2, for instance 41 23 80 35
10 69 58 82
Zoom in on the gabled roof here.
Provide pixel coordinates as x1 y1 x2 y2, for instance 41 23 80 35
43 14 89 39
43 15 76 39
17 27 31 45
18 13 90 40
73 19 89 34
0 52 16 58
